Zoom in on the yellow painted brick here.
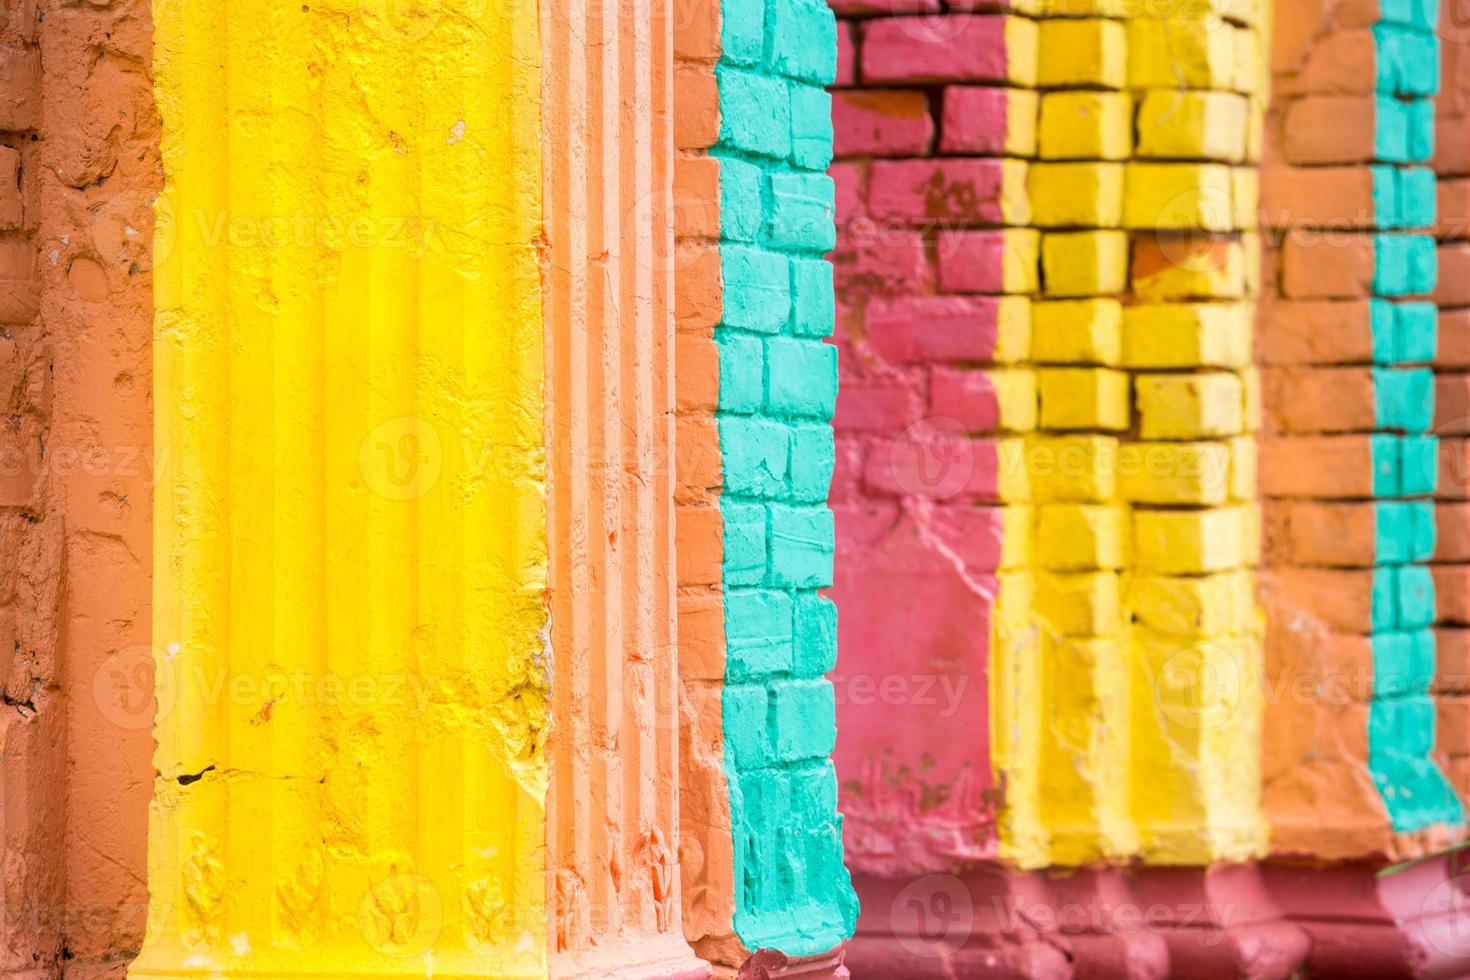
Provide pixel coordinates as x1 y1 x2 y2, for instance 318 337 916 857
1042 634 1136 863
1003 229 1042 294
1001 157 1032 226
1037 18 1127 89
1027 434 1120 502
1130 628 1265 865
1038 91 1133 161
1117 442 1232 506
1131 236 1248 301
990 368 1039 431
1127 18 1235 90
1037 571 1122 637
1232 26 1260 96
1131 570 1255 636
1039 0 1130 14
996 296 1033 363
1232 168 1258 231
996 436 1033 502
1007 88 1040 158
1038 367 1129 431
1124 163 1237 231
1033 299 1122 365
1246 98 1264 162
1006 16 1040 89
1043 231 1129 297
1029 162 1124 228
1001 504 1032 570
997 569 1036 633
1037 503 1126 570
1120 303 1251 369
1133 505 1248 574
1135 372 1246 440
1227 435 1255 501
1135 91 1249 162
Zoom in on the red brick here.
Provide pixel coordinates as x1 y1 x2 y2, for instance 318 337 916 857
1437 375 1470 434
1265 500 1376 568
0 44 39 132
835 19 858 87
940 86 1012 155
863 433 1000 500
1435 244 1470 308
929 504 1006 572
1439 310 1470 369
1437 502 1470 562
1259 435 1376 498
1438 178 1470 241
834 382 917 433
831 225 932 294
1438 698 1470 757
830 0 939 12
1441 438 1470 501
1262 367 1376 434
864 295 1001 364
1435 565 1470 626
1258 166 1373 231
929 367 1000 432
935 229 1006 293
1282 96 1376 165
832 90 933 158
1257 299 1375 366
861 16 1008 84
1438 629 1470 693
1280 234 1375 299
0 146 18 230
832 160 867 224
868 158 1008 224
1437 116 1470 178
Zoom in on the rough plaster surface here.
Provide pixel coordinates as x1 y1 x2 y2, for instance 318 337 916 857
135 1 549 975
1 1 157 977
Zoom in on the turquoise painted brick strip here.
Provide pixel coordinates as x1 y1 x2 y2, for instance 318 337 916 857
1365 5 1462 834
713 0 857 959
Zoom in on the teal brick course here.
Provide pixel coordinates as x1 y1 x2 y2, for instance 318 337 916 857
1363 2 1461 834
710 0 857 958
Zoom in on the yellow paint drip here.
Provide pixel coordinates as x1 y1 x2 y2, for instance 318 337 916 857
136 1 547 976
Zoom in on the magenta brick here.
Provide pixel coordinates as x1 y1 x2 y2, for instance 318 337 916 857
929 367 1001 432
861 16 1009 84
829 0 940 13
832 90 934 158
868 158 1008 223
864 295 1001 363
831 161 867 223
863 433 1001 500
831 225 932 293
929 504 1006 572
835 19 857 87
940 86 1012 155
835 382 917 432
936 229 1006 293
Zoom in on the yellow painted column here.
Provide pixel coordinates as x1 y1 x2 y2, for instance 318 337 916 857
135 2 547 977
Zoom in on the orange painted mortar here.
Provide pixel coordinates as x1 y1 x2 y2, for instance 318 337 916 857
1 0 156 976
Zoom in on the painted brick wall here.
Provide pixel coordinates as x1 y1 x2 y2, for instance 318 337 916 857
712 0 859 959
1261 0 1464 858
1433 0 1470 810
830 0 1268 882
675 0 856 973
